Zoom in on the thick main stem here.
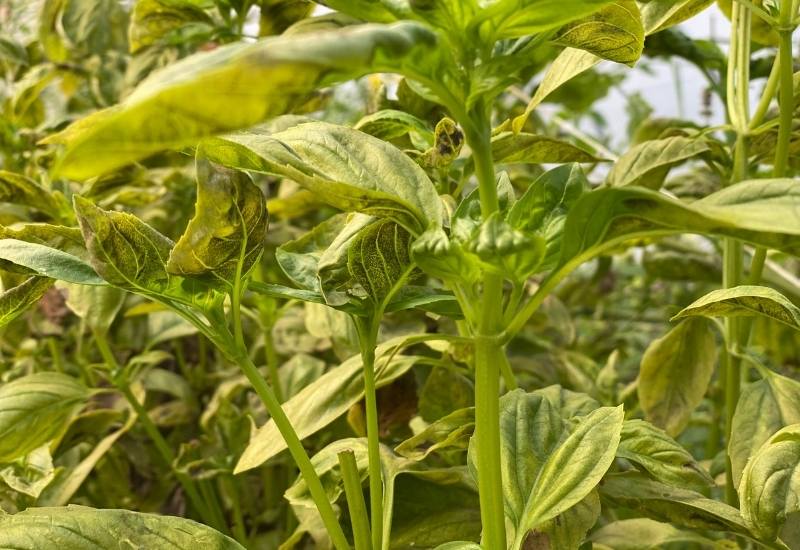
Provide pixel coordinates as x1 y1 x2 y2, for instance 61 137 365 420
775 1 796 177
465 102 508 550
722 1 751 506
354 315 383 550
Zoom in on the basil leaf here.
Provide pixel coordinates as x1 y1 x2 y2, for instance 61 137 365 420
0 373 89 463
395 407 475 461
0 170 67 219
672 285 800 331
606 135 712 189
346 218 413 306
590 518 730 548
0 505 244 549
739 424 800 541
0 277 54 329
411 228 481 284
492 131 603 165
638 318 718 437
46 22 437 179
466 213 546 281
0 238 105 285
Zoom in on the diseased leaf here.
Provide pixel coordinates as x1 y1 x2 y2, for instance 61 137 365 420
0 171 66 219
618 419 714 490
552 0 644 65
46 22 438 179
637 318 718 436
471 0 615 42
730 371 800 488
0 373 89 463
207 121 442 233
0 277 54 329
739 424 800 541
0 239 105 285
236 338 424 472
492 132 602 165
606 136 711 189
673 285 800 331
167 160 268 286
466 213 546 281
345 218 413 305
0 505 244 549
128 0 213 54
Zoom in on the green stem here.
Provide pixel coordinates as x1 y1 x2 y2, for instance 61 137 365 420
774 1 795 177
229 285 350 550
338 450 372 550
354 315 383 550
464 100 507 550
722 0 752 507
93 331 223 532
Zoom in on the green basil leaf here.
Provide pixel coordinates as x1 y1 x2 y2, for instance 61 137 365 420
354 108 434 148
730 371 800 489
552 0 644 65
129 0 214 54
451 171 516 242
395 407 475 461
589 518 730 548
167 160 268 287
641 0 715 34
0 373 89 463
467 213 546 281
606 136 712 189
515 405 622 547
0 170 67 219
492 131 603 165
208 121 442 233
599 472 754 536
618 419 714 490
526 492 600 549
638 318 718 436
739 424 800 541
0 277 54 329
559 180 800 269
46 22 437 179
0 505 244 549
236 338 423 472
672 285 800 331
0 239 105 285
411 228 481 284
506 163 588 271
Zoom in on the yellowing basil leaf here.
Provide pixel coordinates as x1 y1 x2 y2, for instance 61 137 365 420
395 407 475 461
0 171 66 219
207 121 442 233
638 318 718 436
642 0 715 34
0 239 105 285
739 424 800 540
606 136 711 189
672 285 800 331
618 419 714 490
0 505 244 549
0 277 54 329
471 0 615 42
129 0 213 54
236 338 423 472
354 109 434 147
0 373 89 463
730 371 800 488
60 283 126 335
46 22 437 179
552 0 644 65
167 160 268 286
492 131 603 165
